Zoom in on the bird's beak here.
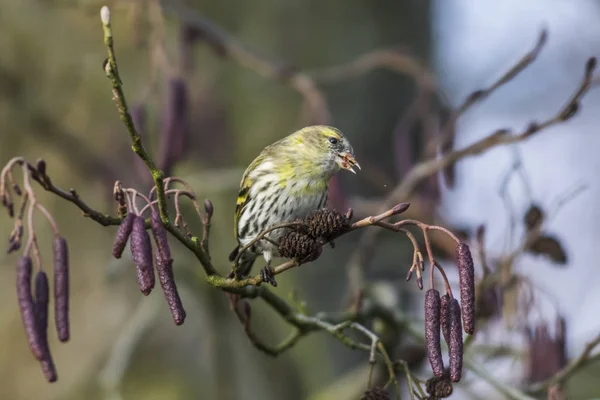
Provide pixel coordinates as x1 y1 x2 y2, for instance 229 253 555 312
337 152 361 174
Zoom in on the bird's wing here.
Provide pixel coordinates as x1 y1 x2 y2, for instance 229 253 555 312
233 156 263 240
233 177 252 240
233 143 281 241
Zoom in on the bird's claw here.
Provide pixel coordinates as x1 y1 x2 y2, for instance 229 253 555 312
260 266 277 287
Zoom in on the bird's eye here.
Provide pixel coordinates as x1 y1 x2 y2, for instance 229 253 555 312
328 137 338 145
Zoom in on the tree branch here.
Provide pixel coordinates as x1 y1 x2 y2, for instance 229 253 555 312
347 52 597 292
100 6 217 277
526 332 600 394
160 1 330 125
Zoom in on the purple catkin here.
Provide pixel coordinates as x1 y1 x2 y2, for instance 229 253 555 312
456 243 475 335
53 235 70 342
112 213 136 259
17 257 44 360
150 210 171 261
159 78 189 173
448 298 464 382
131 216 155 295
440 294 451 346
39 357 58 383
34 271 49 332
35 271 58 382
156 251 186 325
425 289 444 377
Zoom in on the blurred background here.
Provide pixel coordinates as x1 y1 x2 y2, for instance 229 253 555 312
1 0 600 399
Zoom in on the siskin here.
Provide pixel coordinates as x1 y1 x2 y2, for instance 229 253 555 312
229 125 359 282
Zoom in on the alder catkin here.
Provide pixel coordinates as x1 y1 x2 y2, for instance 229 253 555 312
456 242 475 334
150 210 171 261
34 271 49 333
35 271 58 382
130 216 155 295
425 288 444 377
53 235 70 342
440 294 451 345
17 257 44 360
112 212 136 259
448 298 464 382
156 251 186 325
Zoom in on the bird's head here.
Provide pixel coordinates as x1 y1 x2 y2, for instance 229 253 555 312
293 125 360 176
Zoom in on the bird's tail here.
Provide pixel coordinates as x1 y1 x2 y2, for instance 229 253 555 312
227 245 257 279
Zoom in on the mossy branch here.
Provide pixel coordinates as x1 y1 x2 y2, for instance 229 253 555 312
100 6 217 277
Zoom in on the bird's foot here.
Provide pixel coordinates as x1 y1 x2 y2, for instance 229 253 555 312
260 266 278 287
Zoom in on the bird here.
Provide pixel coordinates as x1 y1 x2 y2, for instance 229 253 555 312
228 125 359 284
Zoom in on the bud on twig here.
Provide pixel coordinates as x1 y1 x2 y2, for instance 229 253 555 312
100 6 111 25
53 235 70 342
130 216 155 295
36 159 47 176
113 213 136 259
35 271 58 382
524 204 544 231
392 202 411 215
156 251 186 325
17 257 44 360
11 181 22 196
448 298 463 382
440 294 451 345
2 194 14 218
456 243 475 334
8 225 24 253
425 289 444 377
204 199 214 219
559 102 579 121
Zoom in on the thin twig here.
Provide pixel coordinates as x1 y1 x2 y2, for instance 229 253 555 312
527 332 600 394
35 204 60 236
396 360 419 400
100 6 217 276
160 1 330 125
294 316 400 398
310 48 436 91
464 356 536 400
428 29 549 155
347 53 596 293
